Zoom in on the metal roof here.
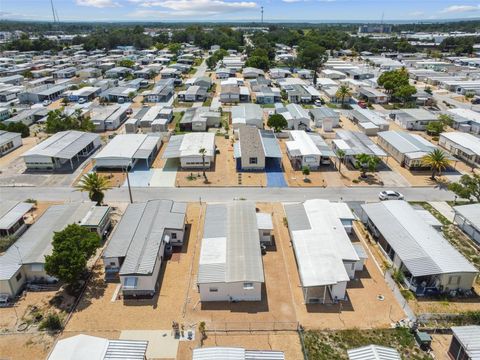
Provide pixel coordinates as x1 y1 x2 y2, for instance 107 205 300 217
95 134 160 162
198 202 264 284
231 104 263 126
104 200 186 276
286 130 335 157
361 201 478 277
260 130 282 158
0 130 21 146
451 326 480 360
347 345 401 360
284 199 359 288
440 132 480 157
0 202 97 281
193 347 285 360
454 203 480 232
378 131 436 155
0 201 33 230
48 334 148 360
23 131 100 160
236 126 264 160
335 130 387 157
309 107 338 119
162 132 215 159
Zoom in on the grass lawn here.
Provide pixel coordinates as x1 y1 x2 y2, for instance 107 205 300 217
260 103 275 108
203 98 212 107
303 328 430 360
173 99 194 108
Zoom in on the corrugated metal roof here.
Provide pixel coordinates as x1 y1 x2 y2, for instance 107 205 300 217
95 134 160 162
104 339 148 360
0 202 96 281
454 203 480 231
245 350 285 360
451 326 480 360
23 131 100 160
336 130 386 157
440 132 480 157
0 131 21 146
347 345 401 360
193 347 245 360
133 135 161 159
108 200 186 276
198 202 264 284
80 206 110 227
361 201 478 277
284 200 359 288
0 201 33 230
163 133 215 158
378 131 436 155
260 130 282 158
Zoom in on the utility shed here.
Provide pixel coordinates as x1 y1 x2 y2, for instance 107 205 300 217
197 201 266 302
94 134 161 169
361 201 478 296
0 202 110 298
48 334 148 360
347 345 401 360
192 347 285 360
283 199 361 304
0 201 33 238
453 203 480 245
22 130 100 171
103 200 186 297
286 130 335 169
233 126 282 171
0 131 22 156
162 132 215 169
449 326 480 360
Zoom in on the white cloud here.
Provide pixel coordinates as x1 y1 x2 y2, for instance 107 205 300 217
440 5 480 14
130 0 256 16
76 0 121 8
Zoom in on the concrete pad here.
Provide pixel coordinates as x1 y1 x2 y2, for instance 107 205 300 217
150 160 178 187
428 201 455 222
120 330 179 359
377 170 410 187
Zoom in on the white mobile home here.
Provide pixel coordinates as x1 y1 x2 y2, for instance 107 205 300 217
0 201 33 238
453 204 480 245
332 130 387 165
362 201 478 296
103 200 186 297
439 132 480 168
391 109 437 131
0 131 22 157
231 104 264 129
283 199 363 304
197 201 267 302
22 130 100 171
286 130 335 169
94 134 161 169
162 132 215 169
193 347 284 360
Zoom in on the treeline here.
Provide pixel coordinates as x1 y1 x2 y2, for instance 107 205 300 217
3 34 62 52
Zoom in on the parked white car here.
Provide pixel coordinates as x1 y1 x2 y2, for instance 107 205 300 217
378 190 404 201
42 100 52 106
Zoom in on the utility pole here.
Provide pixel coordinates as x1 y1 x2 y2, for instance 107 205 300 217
50 0 59 23
124 167 133 203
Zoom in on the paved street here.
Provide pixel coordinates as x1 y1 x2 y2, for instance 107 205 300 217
0 185 456 203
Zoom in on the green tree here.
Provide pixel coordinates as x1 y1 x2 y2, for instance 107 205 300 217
297 42 328 71
302 165 310 181
76 173 112 205
394 84 417 106
336 85 352 107
425 121 445 136
245 55 270 70
335 149 346 173
449 173 480 202
0 121 30 138
267 114 288 132
45 109 95 134
44 224 101 287
354 153 380 178
118 59 135 68
168 43 182 56
422 149 451 180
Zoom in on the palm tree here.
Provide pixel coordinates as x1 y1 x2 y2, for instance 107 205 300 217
76 172 112 205
199 148 207 181
336 149 346 173
336 85 352 107
422 149 451 180
354 153 381 179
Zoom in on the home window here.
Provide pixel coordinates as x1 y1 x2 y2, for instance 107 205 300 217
123 277 138 289
243 282 254 290
209 287 218 292
16 272 22 282
448 276 461 285
171 233 177 240
249 157 258 165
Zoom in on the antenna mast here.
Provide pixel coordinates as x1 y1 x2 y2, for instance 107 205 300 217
50 0 59 23
261 6 264 24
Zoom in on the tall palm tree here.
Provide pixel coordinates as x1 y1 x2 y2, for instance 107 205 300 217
422 149 451 180
336 85 352 107
76 172 112 205
199 148 207 180
336 149 346 173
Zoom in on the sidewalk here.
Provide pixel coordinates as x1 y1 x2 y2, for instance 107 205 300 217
428 201 455 222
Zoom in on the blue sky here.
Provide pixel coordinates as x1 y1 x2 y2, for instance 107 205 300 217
1 0 480 22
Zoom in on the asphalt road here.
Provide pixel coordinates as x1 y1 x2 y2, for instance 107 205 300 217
0 185 456 203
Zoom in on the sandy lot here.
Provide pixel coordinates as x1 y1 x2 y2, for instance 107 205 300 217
0 137 39 169
175 136 266 187
0 333 55 360
430 333 452 360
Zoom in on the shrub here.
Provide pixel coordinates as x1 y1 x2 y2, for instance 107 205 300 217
39 313 62 331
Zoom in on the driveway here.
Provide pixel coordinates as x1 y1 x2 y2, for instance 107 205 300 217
265 158 287 187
